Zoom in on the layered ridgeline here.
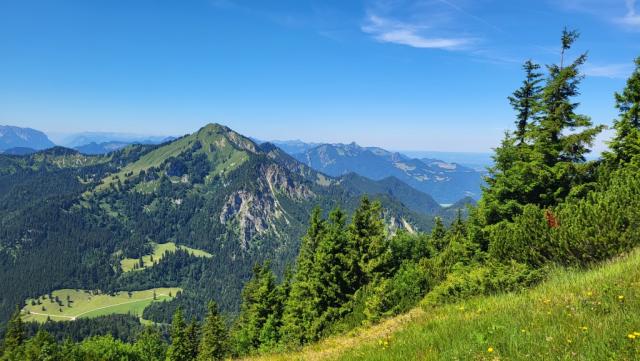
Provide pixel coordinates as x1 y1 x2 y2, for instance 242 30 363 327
291 142 482 204
0 123 456 329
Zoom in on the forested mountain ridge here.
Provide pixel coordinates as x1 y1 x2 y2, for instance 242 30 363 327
0 123 448 331
292 142 483 204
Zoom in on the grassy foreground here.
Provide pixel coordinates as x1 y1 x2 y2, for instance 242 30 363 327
244 249 640 361
21 287 181 323
120 242 212 272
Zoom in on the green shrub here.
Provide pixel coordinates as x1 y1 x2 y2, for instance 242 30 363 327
421 261 545 307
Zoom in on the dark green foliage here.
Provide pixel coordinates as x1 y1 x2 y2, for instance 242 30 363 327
508 60 543 143
134 327 167 361
605 57 640 166
166 309 193 361
230 263 284 355
24 314 149 343
1 308 25 356
480 29 604 225
197 302 228 361
421 261 544 307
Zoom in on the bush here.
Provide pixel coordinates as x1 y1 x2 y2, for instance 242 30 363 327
421 261 545 307
488 204 553 267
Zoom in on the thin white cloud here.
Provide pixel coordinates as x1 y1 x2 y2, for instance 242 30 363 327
616 0 640 27
584 62 634 79
361 13 473 50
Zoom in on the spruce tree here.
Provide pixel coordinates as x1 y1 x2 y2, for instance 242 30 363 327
166 308 192 361
348 197 388 286
231 263 281 354
135 326 167 361
605 57 640 165
185 320 200 360
480 28 604 225
2 307 25 355
281 207 326 345
197 302 228 361
508 60 544 143
309 207 352 338
430 216 447 252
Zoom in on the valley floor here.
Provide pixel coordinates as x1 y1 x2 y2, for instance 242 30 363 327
243 249 640 360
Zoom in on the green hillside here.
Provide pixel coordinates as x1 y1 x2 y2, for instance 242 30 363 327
21 288 181 323
120 242 212 272
243 248 640 361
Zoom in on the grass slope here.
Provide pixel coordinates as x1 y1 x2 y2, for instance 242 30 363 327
120 242 213 272
96 123 250 191
21 287 181 323
245 249 640 361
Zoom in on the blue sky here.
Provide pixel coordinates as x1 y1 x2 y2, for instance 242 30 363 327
1 0 639 152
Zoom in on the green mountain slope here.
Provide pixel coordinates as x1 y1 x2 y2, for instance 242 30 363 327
0 123 444 327
244 248 640 361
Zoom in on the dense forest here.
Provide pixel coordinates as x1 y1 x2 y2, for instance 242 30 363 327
2 29 640 360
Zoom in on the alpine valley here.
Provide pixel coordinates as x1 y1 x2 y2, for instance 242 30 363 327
0 123 466 329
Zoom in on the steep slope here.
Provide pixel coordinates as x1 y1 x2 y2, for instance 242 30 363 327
293 143 483 204
243 248 640 361
0 125 55 151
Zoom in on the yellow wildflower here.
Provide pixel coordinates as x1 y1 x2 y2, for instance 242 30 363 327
487 347 494 353
586 291 593 297
628 334 636 340
618 295 625 301
634 332 640 337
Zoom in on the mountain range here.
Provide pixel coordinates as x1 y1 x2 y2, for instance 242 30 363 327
0 124 484 204
289 142 483 204
0 126 55 152
0 123 466 326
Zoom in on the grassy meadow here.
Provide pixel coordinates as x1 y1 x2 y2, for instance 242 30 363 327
120 242 212 272
21 287 181 323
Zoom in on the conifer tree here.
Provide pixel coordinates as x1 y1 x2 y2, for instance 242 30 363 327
135 326 167 361
605 57 640 165
185 320 200 360
197 301 228 361
430 216 447 252
348 197 388 286
508 60 544 143
281 207 326 345
166 308 193 361
2 307 25 355
480 28 603 225
309 207 353 337
231 263 281 354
